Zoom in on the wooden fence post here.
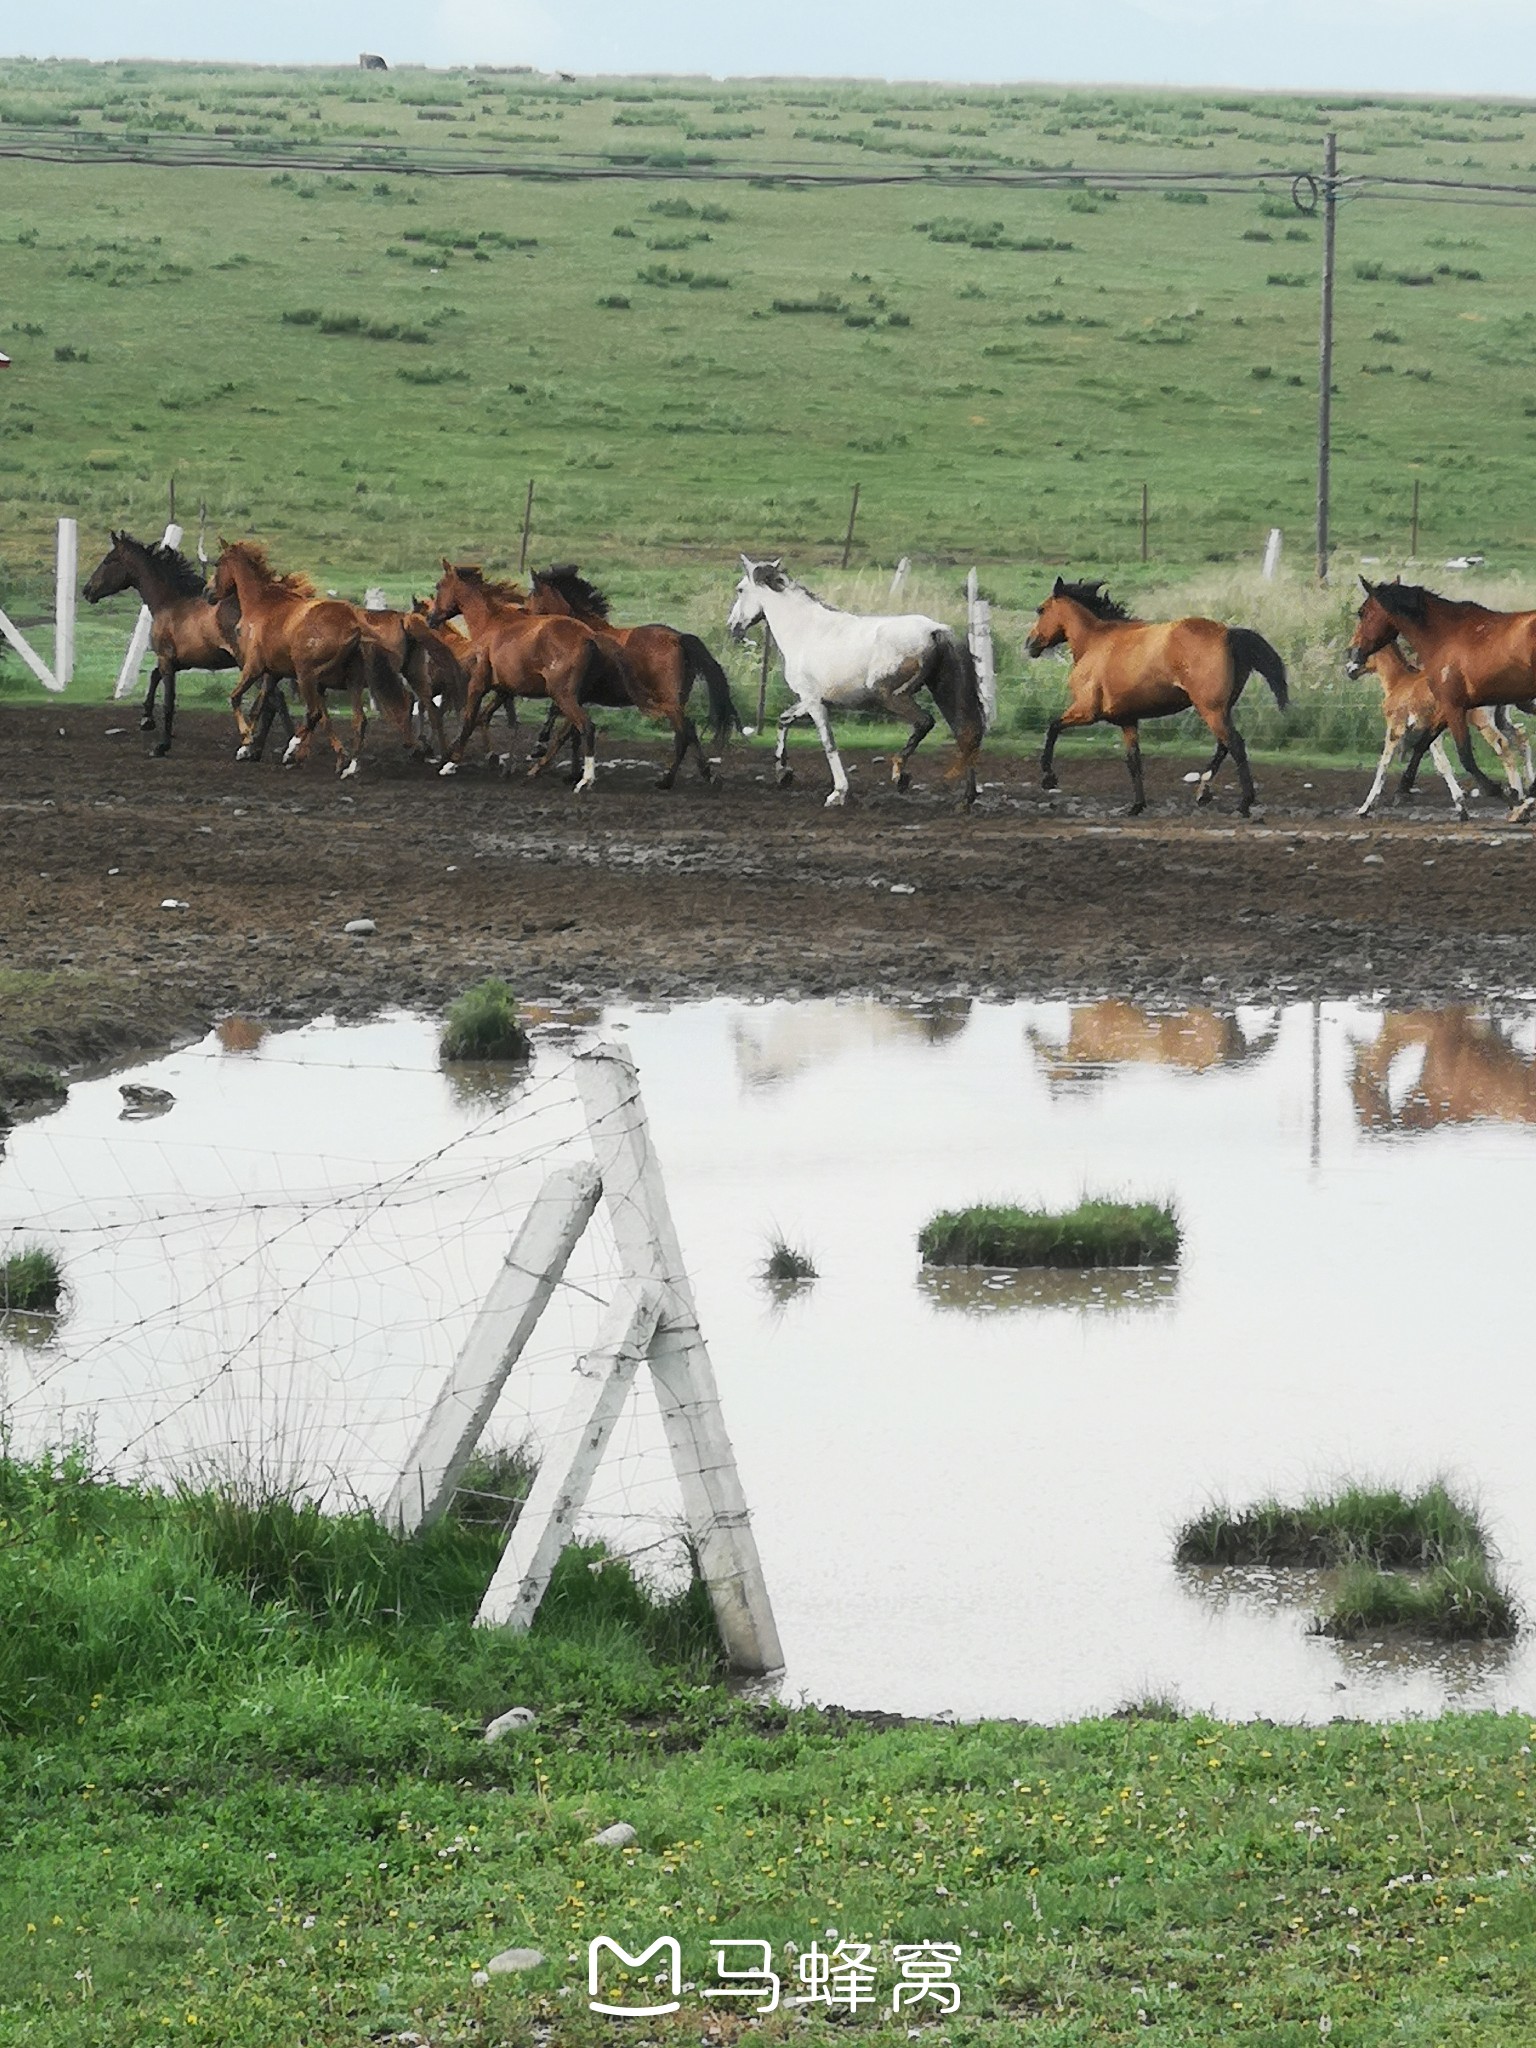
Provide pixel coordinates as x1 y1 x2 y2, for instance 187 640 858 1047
1139 483 1149 564
840 483 861 570
518 478 535 573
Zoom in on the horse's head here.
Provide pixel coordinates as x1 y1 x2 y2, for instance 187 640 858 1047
207 543 240 607
1345 579 1403 678
427 560 467 630
1025 576 1075 658
727 556 783 640
82 531 136 604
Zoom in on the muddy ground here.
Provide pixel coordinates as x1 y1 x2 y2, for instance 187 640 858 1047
3 705 1534 1087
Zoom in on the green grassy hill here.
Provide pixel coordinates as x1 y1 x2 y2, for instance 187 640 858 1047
4 60 1535 753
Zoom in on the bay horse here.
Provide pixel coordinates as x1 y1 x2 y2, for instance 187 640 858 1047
1346 579 1536 813
724 558 985 808
426 563 633 790
1024 578 1287 816
1357 641 1526 821
526 563 741 786
81 532 262 756
210 542 414 778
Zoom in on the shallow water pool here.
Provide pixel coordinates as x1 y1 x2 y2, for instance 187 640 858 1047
5 995 1536 1724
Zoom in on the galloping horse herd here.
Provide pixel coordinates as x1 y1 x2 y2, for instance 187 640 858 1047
77 529 1536 821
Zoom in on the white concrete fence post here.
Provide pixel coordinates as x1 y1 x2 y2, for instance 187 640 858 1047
967 567 997 730
0 516 76 692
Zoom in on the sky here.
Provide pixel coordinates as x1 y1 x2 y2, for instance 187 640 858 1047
9 0 1536 98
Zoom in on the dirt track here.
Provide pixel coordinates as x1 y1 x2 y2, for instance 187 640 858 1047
3 706 1535 1074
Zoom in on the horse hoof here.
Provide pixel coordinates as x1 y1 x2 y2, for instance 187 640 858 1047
776 767 794 790
896 772 912 795
152 740 171 759
282 738 303 766
340 759 360 781
438 760 458 778
234 743 253 762
1194 786 1214 808
824 789 848 809
1455 804 1470 823
1039 772 1058 792
138 716 156 732
1127 801 1146 817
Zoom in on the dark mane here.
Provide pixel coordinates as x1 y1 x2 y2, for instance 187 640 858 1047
1058 579 1131 622
532 562 610 620
452 563 528 606
113 530 208 600
222 540 316 598
749 560 789 594
1364 577 1506 627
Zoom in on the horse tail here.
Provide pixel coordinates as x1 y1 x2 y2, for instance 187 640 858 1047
1228 627 1288 710
680 633 742 747
926 630 985 803
360 633 413 726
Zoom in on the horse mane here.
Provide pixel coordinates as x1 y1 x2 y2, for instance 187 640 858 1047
450 563 528 606
533 562 611 620
113 530 208 600
223 539 316 598
1058 579 1132 622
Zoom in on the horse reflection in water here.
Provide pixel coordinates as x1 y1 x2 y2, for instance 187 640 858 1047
731 999 971 1091
1027 999 1279 1091
1351 1010 1536 1134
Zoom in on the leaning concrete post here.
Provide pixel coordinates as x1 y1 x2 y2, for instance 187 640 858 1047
572 1044 783 1675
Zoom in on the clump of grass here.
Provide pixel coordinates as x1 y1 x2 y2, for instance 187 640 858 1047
919 1198 1180 1270
1320 1554 1518 1641
1176 1481 1488 1568
1112 1688 1185 1721
2 1241 64 1313
1177 1481 1519 1642
448 1440 537 1529
440 977 530 1063
761 1234 817 1286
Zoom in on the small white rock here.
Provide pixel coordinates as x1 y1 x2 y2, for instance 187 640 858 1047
343 917 377 936
590 1821 638 1849
160 898 189 912
889 882 916 895
1363 854 1385 866
487 1946 545 1974
470 1969 490 1987
484 1706 537 1743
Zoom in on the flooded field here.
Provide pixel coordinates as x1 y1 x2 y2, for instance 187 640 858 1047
4 995 1536 1724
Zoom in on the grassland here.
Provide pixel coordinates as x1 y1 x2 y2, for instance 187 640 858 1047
6 62 1536 758
4 1447 1536 2046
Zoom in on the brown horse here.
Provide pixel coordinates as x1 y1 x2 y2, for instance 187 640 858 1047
362 602 472 758
525 564 741 786
1028 1000 1279 1088
1346 579 1536 811
80 532 275 756
426 563 633 790
1356 640 1527 820
1025 578 1288 816
210 542 414 778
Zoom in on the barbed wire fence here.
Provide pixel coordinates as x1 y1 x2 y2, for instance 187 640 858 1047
0 1021 779 1663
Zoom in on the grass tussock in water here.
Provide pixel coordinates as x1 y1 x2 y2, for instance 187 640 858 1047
760 1233 818 1284
1320 1553 1519 1642
439 976 530 1062
1177 1481 1519 1643
919 1197 1180 1269
1 1241 64 1313
1175 1481 1488 1568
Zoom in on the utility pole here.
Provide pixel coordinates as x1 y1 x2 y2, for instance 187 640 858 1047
1316 132 1338 584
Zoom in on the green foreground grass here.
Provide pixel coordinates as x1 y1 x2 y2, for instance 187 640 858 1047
919 1197 1181 1268
7 64 1536 766
5 1452 1536 2045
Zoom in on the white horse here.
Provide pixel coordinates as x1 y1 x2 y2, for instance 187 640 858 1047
726 557 988 808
